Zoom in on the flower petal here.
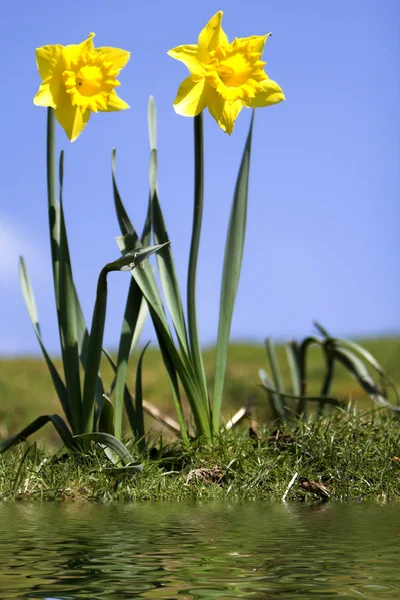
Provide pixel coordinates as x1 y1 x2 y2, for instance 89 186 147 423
36 44 63 80
247 77 285 108
245 34 271 55
167 44 206 78
55 101 91 142
63 33 96 67
208 89 243 134
198 11 229 51
96 47 130 70
173 76 209 117
33 80 56 108
100 90 130 112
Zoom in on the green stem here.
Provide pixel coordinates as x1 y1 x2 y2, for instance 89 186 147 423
187 113 209 410
46 108 59 291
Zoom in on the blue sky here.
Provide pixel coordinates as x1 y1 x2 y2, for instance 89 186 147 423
0 0 399 355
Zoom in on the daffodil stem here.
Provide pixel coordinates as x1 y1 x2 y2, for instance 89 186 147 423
46 108 59 288
187 113 209 421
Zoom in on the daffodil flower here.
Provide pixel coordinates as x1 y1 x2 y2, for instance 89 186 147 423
168 11 285 134
34 33 130 141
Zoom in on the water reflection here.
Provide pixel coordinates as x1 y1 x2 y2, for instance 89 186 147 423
0 503 399 599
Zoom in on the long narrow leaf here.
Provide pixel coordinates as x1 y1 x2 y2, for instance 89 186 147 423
212 112 255 433
259 368 284 421
133 341 151 452
0 415 74 453
297 336 323 416
335 339 385 376
117 235 208 439
148 98 190 359
151 150 191 359
333 348 400 414
19 257 71 427
285 341 301 397
59 151 105 418
265 339 288 421
102 348 137 434
74 432 135 465
114 275 143 441
99 395 114 435
58 196 82 433
82 267 108 434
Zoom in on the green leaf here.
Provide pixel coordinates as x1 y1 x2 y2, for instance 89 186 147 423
313 321 331 339
82 267 108 434
150 149 191 359
0 414 74 453
285 341 301 397
102 348 137 437
147 98 190 359
112 163 209 439
212 112 255 433
58 195 83 434
133 341 150 452
297 336 324 416
19 257 71 427
265 339 288 421
74 432 134 465
334 339 385 376
111 148 134 237
114 275 144 441
259 368 283 421
333 347 400 414
58 150 105 419
99 395 114 435
116 235 205 440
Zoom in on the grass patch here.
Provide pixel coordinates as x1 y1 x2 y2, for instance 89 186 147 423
1 338 399 448
1 410 399 503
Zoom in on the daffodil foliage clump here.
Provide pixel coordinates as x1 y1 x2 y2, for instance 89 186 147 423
1 12 285 460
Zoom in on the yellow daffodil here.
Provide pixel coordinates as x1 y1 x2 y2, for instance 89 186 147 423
168 11 285 134
34 33 130 141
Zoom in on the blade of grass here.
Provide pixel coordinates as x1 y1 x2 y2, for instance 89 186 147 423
212 112 255 433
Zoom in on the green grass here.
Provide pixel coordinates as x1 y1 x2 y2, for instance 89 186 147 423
1 411 399 502
1 338 399 448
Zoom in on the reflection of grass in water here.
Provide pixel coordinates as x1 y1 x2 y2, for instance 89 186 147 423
0 337 399 448
1 411 400 502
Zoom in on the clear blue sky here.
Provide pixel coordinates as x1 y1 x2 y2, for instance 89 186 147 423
1 0 399 355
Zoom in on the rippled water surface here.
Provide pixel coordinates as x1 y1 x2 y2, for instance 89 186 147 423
0 502 399 599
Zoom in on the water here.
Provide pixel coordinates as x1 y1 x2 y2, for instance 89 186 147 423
0 502 399 599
